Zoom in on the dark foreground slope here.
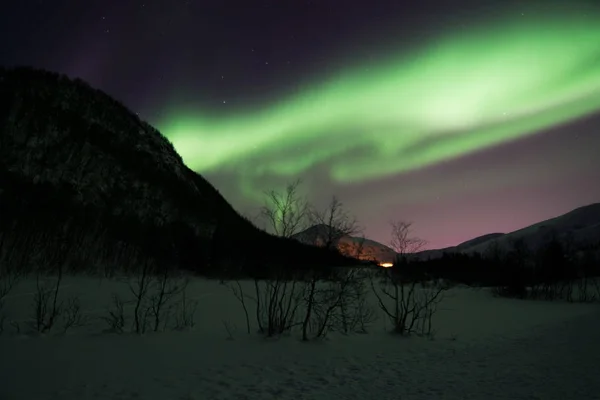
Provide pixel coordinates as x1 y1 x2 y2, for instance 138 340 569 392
0 66 352 275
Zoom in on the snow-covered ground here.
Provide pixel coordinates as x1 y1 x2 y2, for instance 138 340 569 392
1 275 599 400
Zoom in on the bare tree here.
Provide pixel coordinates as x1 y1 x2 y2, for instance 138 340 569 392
254 269 304 337
62 296 89 333
235 185 374 340
0 269 19 302
0 269 19 335
307 196 361 249
31 266 64 333
129 260 153 334
301 196 362 341
370 271 446 336
261 179 310 238
173 281 198 331
226 280 251 334
102 294 127 333
238 180 310 337
148 265 183 332
227 180 309 338
389 220 427 258
371 220 446 336
305 267 377 339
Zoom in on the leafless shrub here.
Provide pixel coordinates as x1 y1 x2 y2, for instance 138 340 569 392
371 269 446 336
0 271 17 335
389 220 427 258
369 220 445 337
0 268 19 304
336 269 377 334
301 271 341 340
299 267 377 340
235 266 375 341
222 320 236 340
261 179 310 238
298 196 364 341
102 294 127 333
592 278 600 301
62 296 89 333
128 261 153 334
226 280 251 334
105 268 194 334
572 251 600 303
10 320 21 334
173 285 197 331
306 196 361 249
254 272 303 337
31 269 64 333
147 266 183 332
246 184 377 340
102 262 116 280
229 274 303 338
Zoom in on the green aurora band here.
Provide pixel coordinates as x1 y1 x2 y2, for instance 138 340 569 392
160 11 600 191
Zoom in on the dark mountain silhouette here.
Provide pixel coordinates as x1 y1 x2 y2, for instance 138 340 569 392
415 203 600 260
292 224 346 247
456 233 505 250
292 224 396 264
0 66 354 275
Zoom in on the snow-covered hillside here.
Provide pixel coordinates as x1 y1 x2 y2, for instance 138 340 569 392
416 203 600 260
465 202 600 254
1 275 599 400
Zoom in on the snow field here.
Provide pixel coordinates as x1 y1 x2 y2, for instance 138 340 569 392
0 275 599 400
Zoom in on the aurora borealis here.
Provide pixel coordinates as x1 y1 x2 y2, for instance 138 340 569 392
163 12 600 182
2 0 600 248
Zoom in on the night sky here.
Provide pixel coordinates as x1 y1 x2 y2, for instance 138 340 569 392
2 0 600 249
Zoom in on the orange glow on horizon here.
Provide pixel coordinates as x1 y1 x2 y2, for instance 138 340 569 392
379 262 393 268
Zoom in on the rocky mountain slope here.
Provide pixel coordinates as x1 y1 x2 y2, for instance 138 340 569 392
0 66 353 275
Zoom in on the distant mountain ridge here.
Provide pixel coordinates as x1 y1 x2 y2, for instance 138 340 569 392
0 66 354 274
416 203 600 260
292 224 396 264
293 203 600 264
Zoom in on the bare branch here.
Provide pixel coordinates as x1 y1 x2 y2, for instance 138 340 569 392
389 220 427 256
261 179 310 238
308 196 361 250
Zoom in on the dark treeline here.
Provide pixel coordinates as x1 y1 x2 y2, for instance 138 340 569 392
0 66 356 278
393 237 600 301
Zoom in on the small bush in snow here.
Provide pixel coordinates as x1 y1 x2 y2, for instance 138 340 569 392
370 267 447 337
254 271 303 337
147 266 185 332
0 269 19 335
62 296 89 333
226 280 250 334
31 270 64 334
301 267 376 340
128 261 153 334
102 294 127 333
173 286 197 331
